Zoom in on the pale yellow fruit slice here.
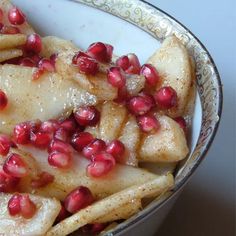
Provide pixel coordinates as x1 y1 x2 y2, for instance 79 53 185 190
0 64 97 134
0 48 23 62
0 193 60 236
147 36 193 117
139 115 189 162
0 34 27 50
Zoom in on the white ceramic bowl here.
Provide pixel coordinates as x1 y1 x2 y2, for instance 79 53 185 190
12 0 223 235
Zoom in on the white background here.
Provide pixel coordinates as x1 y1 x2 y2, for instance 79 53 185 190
145 1 236 235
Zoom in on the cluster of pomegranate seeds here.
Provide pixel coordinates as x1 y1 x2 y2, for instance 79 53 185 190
154 86 177 109
87 42 113 63
0 90 8 110
82 139 106 159
71 132 94 152
3 153 28 178
74 106 100 127
116 53 141 74
107 66 126 88
140 64 160 86
127 93 155 116
72 51 99 75
0 167 20 192
87 151 116 177
63 186 94 214
174 116 187 132
0 134 12 156
8 7 25 25
8 193 37 219
31 171 54 188
137 115 160 133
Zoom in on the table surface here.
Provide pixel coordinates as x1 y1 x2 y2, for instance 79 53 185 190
145 1 236 235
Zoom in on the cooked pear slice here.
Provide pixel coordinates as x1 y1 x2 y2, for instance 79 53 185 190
0 48 23 62
0 64 97 134
95 199 141 223
99 101 127 142
0 0 35 35
0 34 27 50
139 115 189 162
0 193 60 236
42 36 118 101
147 36 193 117
119 115 140 166
46 174 174 236
126 74 145 96
17 146 158 200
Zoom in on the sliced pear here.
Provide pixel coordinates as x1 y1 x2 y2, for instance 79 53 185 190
147 36 193 117
17 146 157 200
126 74 145 96
42 36 118 101
0 0 35 35
0 34 27 50
139 115 189 162
0 193 60 236
95 199 141 223
119 115 140 166
0 64 97 134
99 101 127 142
0 48 23 62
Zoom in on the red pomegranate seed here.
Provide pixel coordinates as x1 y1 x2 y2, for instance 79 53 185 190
73 52 99 75
59 116 78 134
72 51 89 64
30 54 42 64
19 58 36 67
31 171 54 188
48 151 72 169
25 34 42 54
0 90 8 110
64 186 94 214
32 67 44 80
87 152 115 177
74 106 100 127
49 139 73 154
140 64 160 86
55 203 71 223
125 54 141 74
127 94 154 115
116 55 130 71
107 66 126 88
0 168 20 192
137 115 160 133
71 132 94 152
174 116 187 131
8 7 25 25
3 153 28 178
82 139 106 159
8 193 21 216
0 25 20 34
91 223 107 234
0 134 12 156
30 131 51 149
13 122 31 144
40 120 60 134
113 86 129 104
0 8 3 22
154 86 177 109
38 58 55 72
106 140 125 160
54 128 70 142
87 42 113 63
20 194 37 219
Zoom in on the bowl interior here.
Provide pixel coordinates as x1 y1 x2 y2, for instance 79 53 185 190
12 0 221 234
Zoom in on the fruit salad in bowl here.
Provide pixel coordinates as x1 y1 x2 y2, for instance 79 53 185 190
0 0 200 235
